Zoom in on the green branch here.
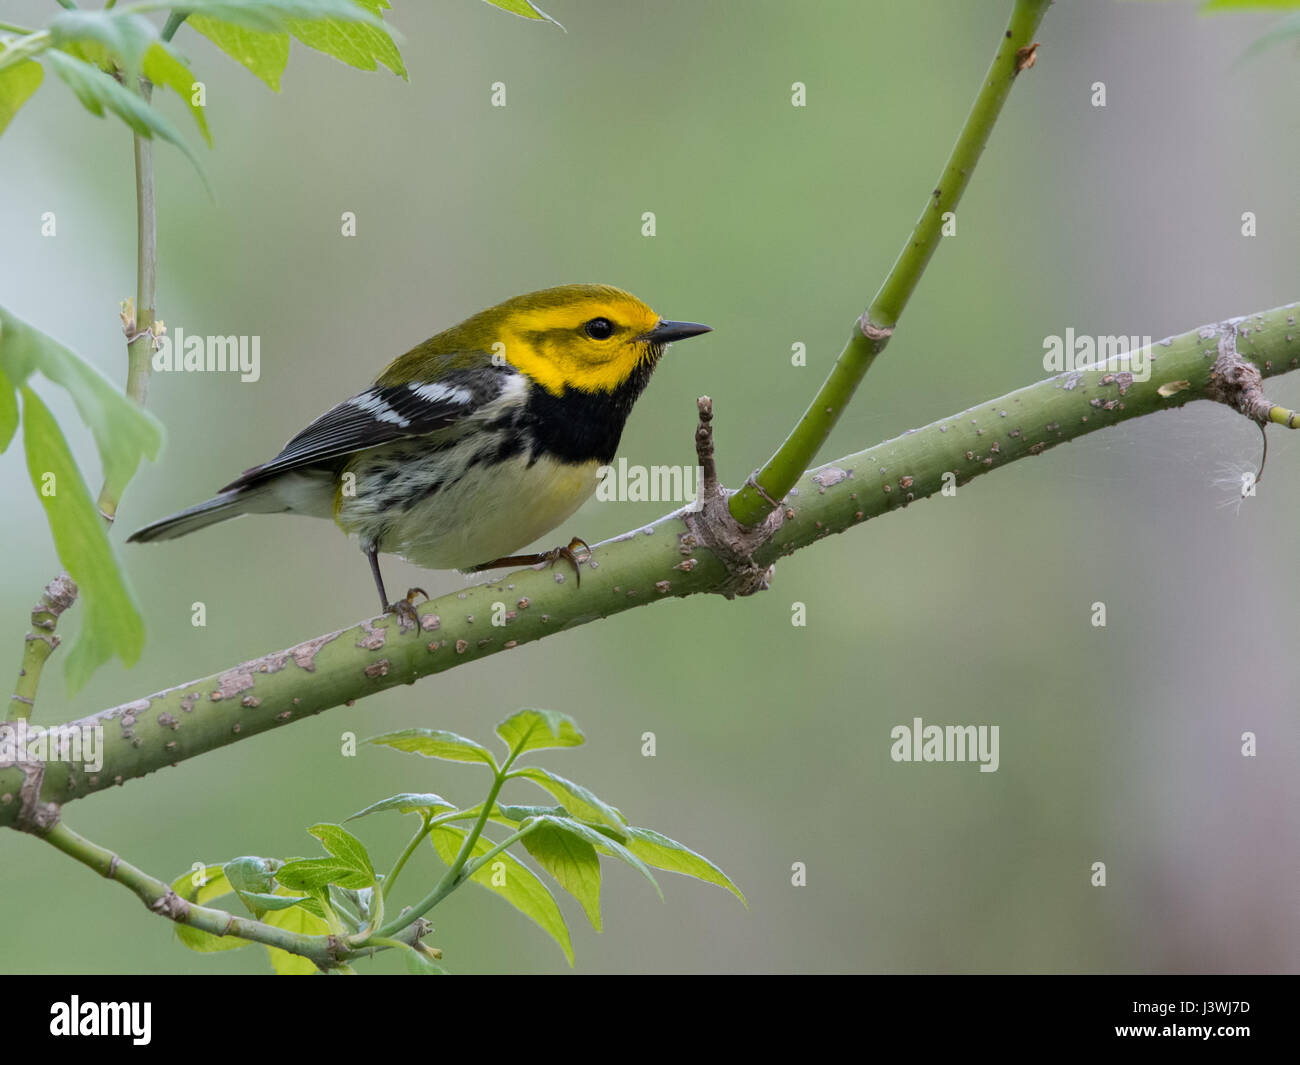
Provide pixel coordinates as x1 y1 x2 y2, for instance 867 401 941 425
729 0 1050 527
100 74 158 522
35 820 431 970
7 576 78 722
8 64 162 722
3 302 1295 830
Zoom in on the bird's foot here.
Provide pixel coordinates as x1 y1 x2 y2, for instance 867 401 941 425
469 537 591 586
385 587 429 632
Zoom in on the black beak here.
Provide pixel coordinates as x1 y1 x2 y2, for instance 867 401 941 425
646 319 712 345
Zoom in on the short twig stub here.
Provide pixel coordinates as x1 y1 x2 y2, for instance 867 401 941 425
679 397 783 599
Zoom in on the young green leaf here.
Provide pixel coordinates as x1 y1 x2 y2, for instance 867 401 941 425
19 387 145 691
482 0 565 30
142 43 212 146
175 0 391 32
345 792 455 821
49 10 158 84
46 51 209 185
0 306 162 504
236 890 311 915
429 824 573 966
263 903 329 974
367 728 497 769
0 366 17 449
222 855 278 895
170 864 234 905
404 944 446 974
0 59 42 138
521 821 603 931
287 0 405 79
223 856 301 917
275 857 372 891
494 803 567 824
509 765 627 836
187 16 290 91
531 814 660 899
496 708 584 757
308 823 375 880
621 826 747 907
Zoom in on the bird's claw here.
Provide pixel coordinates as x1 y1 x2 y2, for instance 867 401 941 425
385 587 429 632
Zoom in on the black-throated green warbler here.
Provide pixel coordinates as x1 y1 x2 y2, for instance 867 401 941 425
128 284 711 619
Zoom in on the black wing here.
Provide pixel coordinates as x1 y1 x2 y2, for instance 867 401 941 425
219 372 506 492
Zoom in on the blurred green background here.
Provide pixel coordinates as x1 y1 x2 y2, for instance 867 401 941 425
2 0 1297 974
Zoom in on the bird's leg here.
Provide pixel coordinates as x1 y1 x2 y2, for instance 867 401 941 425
367 542 427 630
468 537 590 587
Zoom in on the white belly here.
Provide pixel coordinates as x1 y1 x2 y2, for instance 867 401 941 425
339 451 600 571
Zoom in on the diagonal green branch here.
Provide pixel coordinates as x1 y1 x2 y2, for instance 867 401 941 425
2 301 1295 831
729 0 1051 527
33 820 431 970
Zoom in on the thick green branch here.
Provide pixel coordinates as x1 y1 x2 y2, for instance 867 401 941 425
730 0 1050 526
2 303 1294 829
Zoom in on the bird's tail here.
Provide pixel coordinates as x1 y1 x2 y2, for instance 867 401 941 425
128 487 269 543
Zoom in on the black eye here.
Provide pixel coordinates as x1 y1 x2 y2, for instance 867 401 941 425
584 317 614 340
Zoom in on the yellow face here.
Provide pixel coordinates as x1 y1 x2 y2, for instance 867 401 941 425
496 284 665 395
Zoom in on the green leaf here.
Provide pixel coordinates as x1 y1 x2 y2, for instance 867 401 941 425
292 893 328 921
0 59 42 138
223 856 302 917
222 855 277 893
367 728 497 769
170 864 233 905
308 823 375 880
176 0 391 32
509 766 627 837
169 865 252 953
404 945 445 974
0 306 162 505
288 0 405 79
345 792 455 821
239 890 310 913
429 824 573 966
496 708 584 757
46 51 208 186
531 814 660 900
621 826 747 907
142 43 212 146
275 856 372 891
263 904 329 974
521 821 603 931
482 0 565 29
494 803 567 824
49 11 158 83
19 387 145 691
0 365 17 450
187 15 289 91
